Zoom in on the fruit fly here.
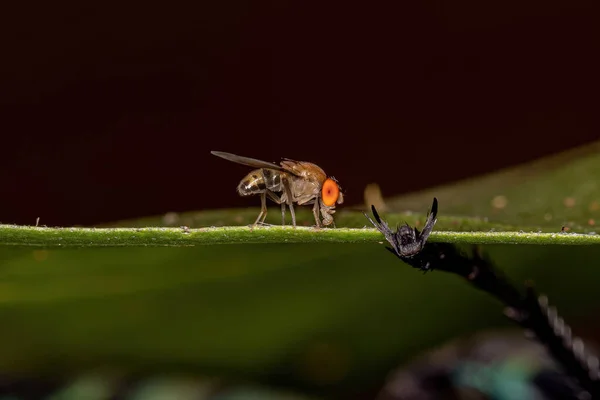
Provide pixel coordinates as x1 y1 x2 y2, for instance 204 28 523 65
211 151 344 228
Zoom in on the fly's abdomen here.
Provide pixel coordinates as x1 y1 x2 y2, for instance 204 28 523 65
237 170 266 196
237 169 283 196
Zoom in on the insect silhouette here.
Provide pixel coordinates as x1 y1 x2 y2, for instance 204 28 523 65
211 151 344 228
364 197 438 260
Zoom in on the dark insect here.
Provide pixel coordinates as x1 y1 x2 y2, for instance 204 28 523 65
364 198 600 399
363 197 438 271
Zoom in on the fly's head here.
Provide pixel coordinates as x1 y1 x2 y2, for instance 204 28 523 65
320 177 344 227
321 177 342 207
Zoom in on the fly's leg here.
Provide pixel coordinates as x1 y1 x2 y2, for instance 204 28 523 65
252 192 268 228
281 177 296 227
266 190 286 226
312 199 322 229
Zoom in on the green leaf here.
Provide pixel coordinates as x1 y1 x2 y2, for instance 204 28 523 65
1 224 599 247
2 141 600 397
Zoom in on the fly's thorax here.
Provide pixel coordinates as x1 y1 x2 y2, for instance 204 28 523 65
289 175 320 201
279 160 327 182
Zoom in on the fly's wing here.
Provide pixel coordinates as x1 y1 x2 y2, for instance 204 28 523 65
211 151 301 176
280 159 327 183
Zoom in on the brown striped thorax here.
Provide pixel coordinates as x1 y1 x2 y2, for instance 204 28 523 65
211 151 344 228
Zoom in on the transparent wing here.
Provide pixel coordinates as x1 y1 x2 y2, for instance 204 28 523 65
211 151 300 176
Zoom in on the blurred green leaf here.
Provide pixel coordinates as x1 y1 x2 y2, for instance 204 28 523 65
383 139 600 230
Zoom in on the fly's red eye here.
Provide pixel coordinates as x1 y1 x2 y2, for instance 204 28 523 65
321 178 340 206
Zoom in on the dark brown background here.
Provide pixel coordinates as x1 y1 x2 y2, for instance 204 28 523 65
0 1 598 226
